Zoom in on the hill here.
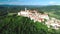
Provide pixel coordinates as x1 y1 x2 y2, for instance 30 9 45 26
0 5 60 19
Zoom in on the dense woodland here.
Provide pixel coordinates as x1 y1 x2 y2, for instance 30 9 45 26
0 5 60 34
1 14 60 34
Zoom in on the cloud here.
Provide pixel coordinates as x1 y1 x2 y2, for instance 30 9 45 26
49 1 60 5
0 1 23 5
49 1 55 4
0 2 8 5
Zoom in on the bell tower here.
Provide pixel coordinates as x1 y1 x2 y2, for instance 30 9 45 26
25 8 27 12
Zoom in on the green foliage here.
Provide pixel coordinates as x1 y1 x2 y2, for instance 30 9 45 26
0 5 60 34
0 15 48 34
0 5 60 19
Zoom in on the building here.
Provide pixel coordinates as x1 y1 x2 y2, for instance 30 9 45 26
17 8 60 30
18 8 49 22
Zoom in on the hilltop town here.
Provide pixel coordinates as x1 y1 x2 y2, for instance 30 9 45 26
18 8 60 30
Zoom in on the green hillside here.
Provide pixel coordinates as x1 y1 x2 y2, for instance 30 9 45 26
1 14 60 34
0 5 60 19
0 14 48 34
0 5 60 34
38 5 60 19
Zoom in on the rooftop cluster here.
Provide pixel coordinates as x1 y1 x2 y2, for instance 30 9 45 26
18 8 60 30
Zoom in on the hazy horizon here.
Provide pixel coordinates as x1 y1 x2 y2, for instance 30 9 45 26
0 0 60 5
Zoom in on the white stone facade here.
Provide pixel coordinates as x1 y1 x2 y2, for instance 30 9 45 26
18 8 60 30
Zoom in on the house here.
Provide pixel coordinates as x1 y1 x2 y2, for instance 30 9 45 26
18 8 49 22
18 8 60 30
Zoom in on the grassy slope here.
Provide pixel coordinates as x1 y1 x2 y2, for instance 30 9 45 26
39 5 60 19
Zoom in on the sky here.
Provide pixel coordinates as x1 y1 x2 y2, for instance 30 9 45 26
0 0 60 5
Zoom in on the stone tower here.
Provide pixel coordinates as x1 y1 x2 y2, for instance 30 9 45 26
25 8 27 12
